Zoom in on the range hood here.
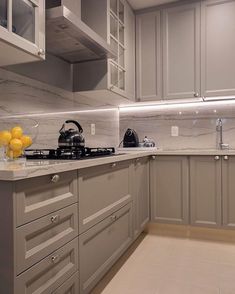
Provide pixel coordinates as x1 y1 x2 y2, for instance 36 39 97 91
46 6 116 63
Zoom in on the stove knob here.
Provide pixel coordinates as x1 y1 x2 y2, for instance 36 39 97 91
51 174 60 183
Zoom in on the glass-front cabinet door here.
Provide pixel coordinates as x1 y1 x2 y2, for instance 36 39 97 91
0 0 45 66
108 0 126 94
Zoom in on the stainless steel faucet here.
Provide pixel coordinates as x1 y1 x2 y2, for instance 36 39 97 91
216 118 229 150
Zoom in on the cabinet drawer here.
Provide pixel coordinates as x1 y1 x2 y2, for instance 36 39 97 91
79 203 133 294
16 237 78 294
16 204 78 275
53 271 79 294
79 161 131 233
15 170 78 226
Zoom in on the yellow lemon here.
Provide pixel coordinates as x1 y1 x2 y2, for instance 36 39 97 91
11 126 23 139
20 135 33 148
0 130 12 146
6 148 22 159
9 138 23 151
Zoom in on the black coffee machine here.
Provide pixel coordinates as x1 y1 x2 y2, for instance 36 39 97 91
123 128 139 147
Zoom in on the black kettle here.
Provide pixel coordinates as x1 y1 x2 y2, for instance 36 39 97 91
58 120 85 148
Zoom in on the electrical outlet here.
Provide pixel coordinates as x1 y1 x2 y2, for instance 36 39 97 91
91 124 96 135
171 126 179 137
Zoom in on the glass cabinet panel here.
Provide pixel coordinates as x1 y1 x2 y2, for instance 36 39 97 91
119 45 124 68
110 14 118 39
110 37 118 62
110 0 117 16
12 0 36 43
119 23 124 46
119 69 125 90
0 0 8 29
110 62 118 87
119 1 124 23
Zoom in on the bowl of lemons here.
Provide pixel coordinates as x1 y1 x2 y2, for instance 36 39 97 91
0 119 38 160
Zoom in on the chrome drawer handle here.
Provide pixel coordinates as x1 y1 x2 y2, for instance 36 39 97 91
38 48 45 56
51 174 60 183
50 215 59 223
152 155 156 160
51 255 59 263
224 155 229 160
111 163 117 168
194 92 199 98
110 215 117 222
214 156 220 161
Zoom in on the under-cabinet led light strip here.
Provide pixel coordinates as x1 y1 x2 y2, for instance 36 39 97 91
119 97 235 112
0 108 118 119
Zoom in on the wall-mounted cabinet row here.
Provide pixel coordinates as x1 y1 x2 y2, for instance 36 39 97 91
151 155 235 228
137 0 235 101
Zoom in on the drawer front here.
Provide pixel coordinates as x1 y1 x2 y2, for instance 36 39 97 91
15 170 78 226
79 203 133 294
53 271 79 294
16 238 78 294
16 204 78 275
79 161 131 233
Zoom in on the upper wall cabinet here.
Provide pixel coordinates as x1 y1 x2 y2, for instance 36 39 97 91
137 0 235 102
162 2 200 100
136 11 161 101
73 0 135 102
0 0 45 66
201 0 235 97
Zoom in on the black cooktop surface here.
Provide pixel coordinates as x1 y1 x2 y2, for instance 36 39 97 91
25 147 115 160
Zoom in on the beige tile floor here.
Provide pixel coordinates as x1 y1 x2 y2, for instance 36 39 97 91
92 234 235 294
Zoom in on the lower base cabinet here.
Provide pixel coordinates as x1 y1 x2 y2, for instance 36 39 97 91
190 156 222 227
16 238 79 294
132 157 150 239
53 272 79 294
79 203 133 294
150 156 189 224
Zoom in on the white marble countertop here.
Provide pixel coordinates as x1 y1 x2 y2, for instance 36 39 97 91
1 149 235 181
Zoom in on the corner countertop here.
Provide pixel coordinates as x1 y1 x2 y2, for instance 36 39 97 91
1 148 235 181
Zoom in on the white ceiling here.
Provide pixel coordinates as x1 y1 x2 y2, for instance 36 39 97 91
128 0 179 10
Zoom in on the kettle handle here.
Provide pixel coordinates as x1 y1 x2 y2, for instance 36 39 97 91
65 120 83 133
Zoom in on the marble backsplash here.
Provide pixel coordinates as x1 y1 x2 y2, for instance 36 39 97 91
120 107 235 150
0 68 119 148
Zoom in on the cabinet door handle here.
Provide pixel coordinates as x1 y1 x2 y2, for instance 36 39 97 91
194 92 199 98
111 163 117 168
38 48 45 56
50 215 59 223
51 174 60 183
51 255 59 264
135 158 140 164
214 156 220 161
151 155 156 160
110 215 117 222
224 155 229 160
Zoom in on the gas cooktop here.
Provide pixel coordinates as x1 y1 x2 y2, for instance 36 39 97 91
25 147 115 160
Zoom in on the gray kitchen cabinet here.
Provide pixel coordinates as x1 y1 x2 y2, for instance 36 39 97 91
0 0 45 66
190 156 222 227
16 238 79 294
162 2 201 99
79 203 133 294
0 172 79 294
222 156 235 228
73 0 135 102
78 161 132 233
151 156 189 224
15 170 78 226
131 157 150 239
53 271 79 294
16 204 78 274
136 11 161 101
201 0 235 97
